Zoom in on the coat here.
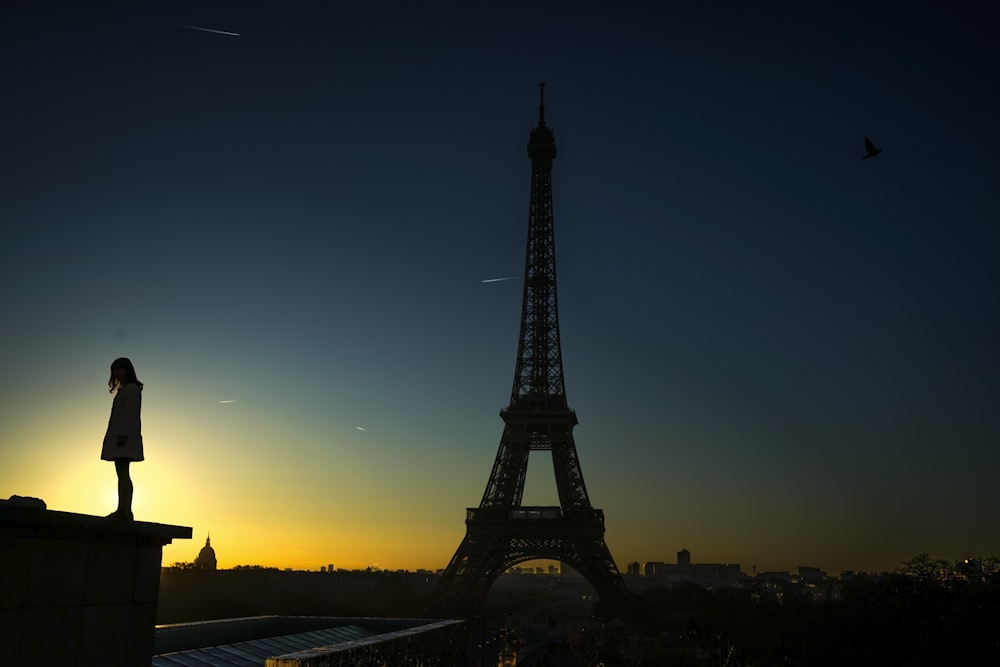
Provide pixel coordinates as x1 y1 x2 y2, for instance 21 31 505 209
101 382 144 461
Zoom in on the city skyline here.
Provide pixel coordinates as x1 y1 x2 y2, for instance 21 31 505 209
2 2 998 576
165 535 964 577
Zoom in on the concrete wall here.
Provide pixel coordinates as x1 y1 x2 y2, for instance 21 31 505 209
0 504 190 667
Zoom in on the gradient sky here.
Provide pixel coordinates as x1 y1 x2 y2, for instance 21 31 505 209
2 1 998 576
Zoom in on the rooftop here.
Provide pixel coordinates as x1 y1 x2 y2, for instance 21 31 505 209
152 615 466 667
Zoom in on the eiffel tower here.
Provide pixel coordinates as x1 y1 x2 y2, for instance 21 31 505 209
427 84 629 617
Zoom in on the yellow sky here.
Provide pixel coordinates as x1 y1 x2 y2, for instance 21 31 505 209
3 383 991 576
4 395 468 571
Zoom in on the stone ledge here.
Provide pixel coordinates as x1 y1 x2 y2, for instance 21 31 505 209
0 504 192 545
0 503 191 666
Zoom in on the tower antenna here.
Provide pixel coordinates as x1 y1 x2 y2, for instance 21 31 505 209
538 81 546 124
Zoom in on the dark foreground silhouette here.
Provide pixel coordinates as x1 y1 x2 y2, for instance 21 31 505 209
158 555 999 665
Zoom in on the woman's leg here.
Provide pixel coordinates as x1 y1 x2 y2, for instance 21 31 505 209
114 458 133 518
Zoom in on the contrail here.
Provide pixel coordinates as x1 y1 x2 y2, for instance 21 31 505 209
178 24 241 37
481 276 517 283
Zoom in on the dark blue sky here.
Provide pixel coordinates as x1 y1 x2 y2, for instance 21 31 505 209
2 1 998 572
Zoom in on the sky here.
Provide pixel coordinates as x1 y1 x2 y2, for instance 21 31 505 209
2 1 998 577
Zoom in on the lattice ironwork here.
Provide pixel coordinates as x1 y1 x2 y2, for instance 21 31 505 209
428 85 628 618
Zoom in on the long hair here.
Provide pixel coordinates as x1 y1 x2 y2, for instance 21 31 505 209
109 357 144 393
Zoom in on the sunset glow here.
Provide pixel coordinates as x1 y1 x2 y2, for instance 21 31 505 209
2 2 998 579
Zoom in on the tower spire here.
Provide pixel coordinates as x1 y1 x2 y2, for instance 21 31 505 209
538 81 546 125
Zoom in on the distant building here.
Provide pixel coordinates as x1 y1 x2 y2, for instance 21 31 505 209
642 550 745 586
798 566 826 583
193 535 217 571
643 561 669 577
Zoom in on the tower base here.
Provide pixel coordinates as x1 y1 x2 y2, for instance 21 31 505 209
427 506 628 618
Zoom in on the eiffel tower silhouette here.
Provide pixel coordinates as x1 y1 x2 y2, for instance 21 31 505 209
427 84 629 617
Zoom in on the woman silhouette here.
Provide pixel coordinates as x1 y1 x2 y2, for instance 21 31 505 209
102 357 144 519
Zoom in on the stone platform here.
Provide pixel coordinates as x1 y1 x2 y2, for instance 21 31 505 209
0 503 191 667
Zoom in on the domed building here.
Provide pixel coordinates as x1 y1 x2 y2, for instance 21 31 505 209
193 534 217 571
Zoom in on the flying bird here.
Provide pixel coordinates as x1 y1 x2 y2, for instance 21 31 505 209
862 137 882 159
355 426 367 432
178 24 241 37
